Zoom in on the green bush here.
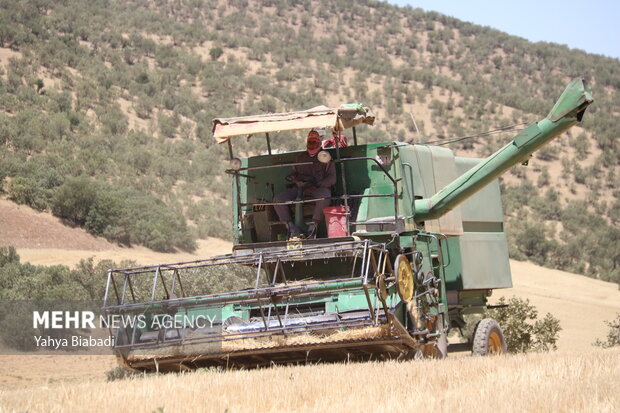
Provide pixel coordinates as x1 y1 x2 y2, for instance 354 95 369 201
593 313 620 348
0 251 124 351
52 176 98 224
50 177 196 252
486 296 562 353
209 47 223 61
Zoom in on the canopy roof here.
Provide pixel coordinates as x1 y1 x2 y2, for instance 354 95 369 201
212 104 375 144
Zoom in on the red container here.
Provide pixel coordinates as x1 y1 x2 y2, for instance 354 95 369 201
323 206 350 238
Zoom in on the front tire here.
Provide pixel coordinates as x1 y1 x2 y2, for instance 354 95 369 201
472 318 507 355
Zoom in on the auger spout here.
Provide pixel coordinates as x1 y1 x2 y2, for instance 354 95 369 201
414 78 593 223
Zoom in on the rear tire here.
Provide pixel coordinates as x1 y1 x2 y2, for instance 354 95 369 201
472 318 507 356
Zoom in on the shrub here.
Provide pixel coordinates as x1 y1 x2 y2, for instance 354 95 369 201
593 313 620 348
52 176 98 224
511 221 554 266
50 177 196 252
209 47 223 61
486 296 562 352
106 366 141 381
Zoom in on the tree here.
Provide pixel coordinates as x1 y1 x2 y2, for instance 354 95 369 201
51 177 98 225
209 46 223 61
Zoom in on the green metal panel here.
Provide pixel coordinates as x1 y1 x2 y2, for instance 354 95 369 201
458 232 512 289
397 144 463 235
452 157 511 291
457 290 490 307
455 157 504 224
442 235 464 291
398 144 433 199
354 185 396 221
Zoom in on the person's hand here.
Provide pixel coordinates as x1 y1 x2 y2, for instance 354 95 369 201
303 186 317 196
286 175 303 186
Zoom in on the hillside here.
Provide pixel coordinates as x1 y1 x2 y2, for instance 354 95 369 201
0 199 230 266
0 1 618 283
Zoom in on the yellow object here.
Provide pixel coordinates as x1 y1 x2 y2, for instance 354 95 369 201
395 254 414 302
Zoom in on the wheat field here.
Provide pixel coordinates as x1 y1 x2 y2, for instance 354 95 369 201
0 348 617 413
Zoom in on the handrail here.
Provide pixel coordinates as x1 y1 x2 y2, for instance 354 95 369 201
229 155 401 235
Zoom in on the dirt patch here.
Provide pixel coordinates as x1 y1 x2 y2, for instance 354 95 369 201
0 355 116 390
16 238 233 268
0 199 118 251
0 47 21 75
0 199 232 268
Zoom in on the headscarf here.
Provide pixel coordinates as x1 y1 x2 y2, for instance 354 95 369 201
306 130 322 156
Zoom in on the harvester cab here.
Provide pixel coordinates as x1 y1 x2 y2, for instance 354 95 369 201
103 79 592 372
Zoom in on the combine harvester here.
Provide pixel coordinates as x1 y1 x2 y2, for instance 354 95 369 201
103 79 592 371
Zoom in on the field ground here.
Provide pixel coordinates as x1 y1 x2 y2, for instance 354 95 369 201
0 349 618 412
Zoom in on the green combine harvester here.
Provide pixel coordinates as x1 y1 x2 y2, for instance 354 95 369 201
103 79 592 372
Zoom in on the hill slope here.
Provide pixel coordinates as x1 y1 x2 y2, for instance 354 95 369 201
0 199 231 266
0 2 618 274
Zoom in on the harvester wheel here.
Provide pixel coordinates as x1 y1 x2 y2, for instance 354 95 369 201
472 318 507 356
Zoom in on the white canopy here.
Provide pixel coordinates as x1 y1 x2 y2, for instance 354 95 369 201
212 104 375 144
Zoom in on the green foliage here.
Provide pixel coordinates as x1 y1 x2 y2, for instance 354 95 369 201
486 296 562 353
0 246 20 267
0 251 129 350
7 173 60 211
593 313 620 348
50 177 196 252
52 176 98 224
0 0 617 274
503 181 620 286
209 47 223 61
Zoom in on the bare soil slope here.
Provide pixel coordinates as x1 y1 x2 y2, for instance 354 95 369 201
0 199 231 266
494 260 620 352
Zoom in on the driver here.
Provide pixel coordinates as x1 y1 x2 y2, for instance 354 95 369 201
273 130 336 238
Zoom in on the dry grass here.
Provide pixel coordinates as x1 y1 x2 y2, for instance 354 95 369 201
0 349 617 413
0 355 117 390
